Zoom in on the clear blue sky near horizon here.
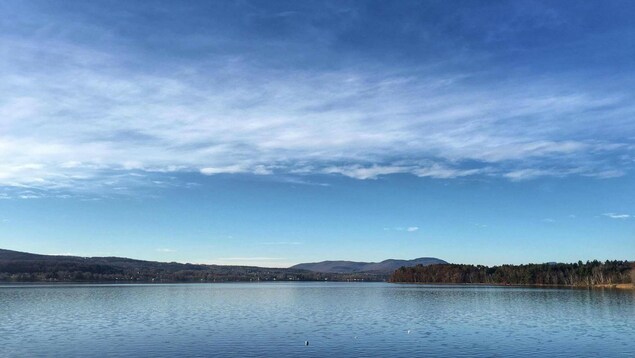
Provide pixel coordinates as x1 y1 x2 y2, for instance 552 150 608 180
0 1 634 267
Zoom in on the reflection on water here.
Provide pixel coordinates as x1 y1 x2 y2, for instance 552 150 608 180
1 283 634 357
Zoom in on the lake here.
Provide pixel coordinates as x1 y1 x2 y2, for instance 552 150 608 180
1 282 634 357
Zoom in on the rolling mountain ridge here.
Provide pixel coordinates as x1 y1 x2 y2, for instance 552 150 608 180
0 249 444 282
290 257 447 273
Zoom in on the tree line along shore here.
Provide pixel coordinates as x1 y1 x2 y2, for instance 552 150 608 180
390 260 635 288
0 247 633 287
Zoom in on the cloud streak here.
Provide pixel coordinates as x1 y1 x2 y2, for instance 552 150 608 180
261 241 303 246
385 227 420 232
602 213 631 219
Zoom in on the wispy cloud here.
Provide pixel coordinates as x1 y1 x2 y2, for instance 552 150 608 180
1 2 633 195
155 248 175 253
602 213 631 219
261 241 302 246
385 226 420 232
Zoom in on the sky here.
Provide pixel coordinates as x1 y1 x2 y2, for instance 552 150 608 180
0 0 634 267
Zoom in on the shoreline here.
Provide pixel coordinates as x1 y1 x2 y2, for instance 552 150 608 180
0 281 633 290
391 282 635 289
593 283 634 289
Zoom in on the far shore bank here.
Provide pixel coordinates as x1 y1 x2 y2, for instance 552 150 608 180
391 281 635 289
594 283 634 289
1 281 633 289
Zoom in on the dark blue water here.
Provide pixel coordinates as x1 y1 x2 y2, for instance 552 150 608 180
1 282 634 357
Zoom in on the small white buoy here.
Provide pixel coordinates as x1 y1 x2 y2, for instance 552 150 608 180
407 330 411 334
305 341 309 346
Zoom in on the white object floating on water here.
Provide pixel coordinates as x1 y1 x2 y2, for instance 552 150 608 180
407 330 411 334
304 341 309 346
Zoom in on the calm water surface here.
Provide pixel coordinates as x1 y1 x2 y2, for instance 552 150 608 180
1 282 634 357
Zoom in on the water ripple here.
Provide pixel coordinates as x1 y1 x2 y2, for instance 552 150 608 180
0 283 633 357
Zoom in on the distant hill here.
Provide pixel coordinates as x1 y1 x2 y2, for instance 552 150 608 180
290 257 447 274
0 249 149 265
0 248 387 282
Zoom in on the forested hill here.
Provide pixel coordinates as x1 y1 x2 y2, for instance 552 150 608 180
0 249 387 282
390 261 635 287
291 257 447 273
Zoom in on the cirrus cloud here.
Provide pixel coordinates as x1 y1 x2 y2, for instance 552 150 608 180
1 2 633 196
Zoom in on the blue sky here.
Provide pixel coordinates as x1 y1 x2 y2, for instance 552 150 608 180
0 1 633 266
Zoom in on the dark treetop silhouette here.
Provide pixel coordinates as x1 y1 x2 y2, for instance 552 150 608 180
391 261 634 287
